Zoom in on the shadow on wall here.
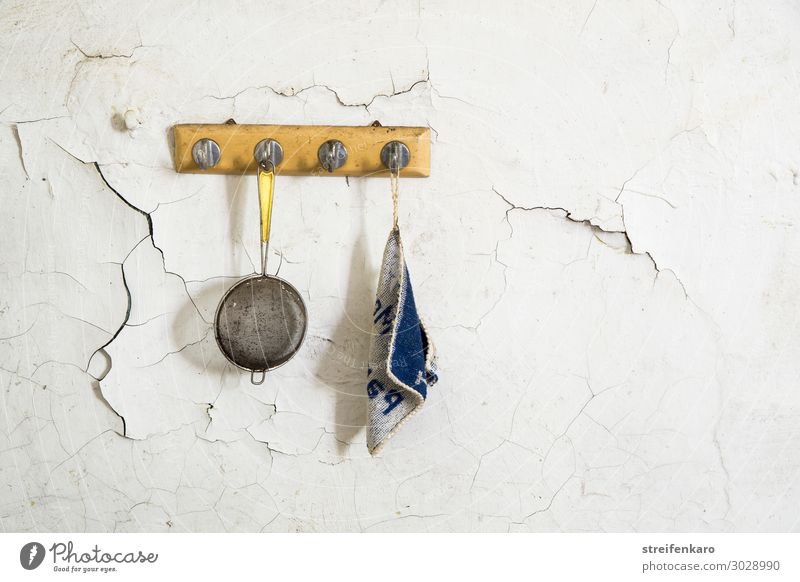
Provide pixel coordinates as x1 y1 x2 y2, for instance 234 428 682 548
171 282 227 375
313 178 376 453
171 172 257 379
163 172 375 453
163 174 250 390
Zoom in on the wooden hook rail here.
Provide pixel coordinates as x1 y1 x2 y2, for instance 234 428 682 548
172 123 431 177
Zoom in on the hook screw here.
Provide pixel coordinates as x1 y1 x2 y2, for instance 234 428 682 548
192 138 221 170
318 140 348 173
254 139 284 171
380 141 410 174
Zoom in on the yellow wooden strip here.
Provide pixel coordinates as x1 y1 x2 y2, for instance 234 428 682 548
173 124 430 177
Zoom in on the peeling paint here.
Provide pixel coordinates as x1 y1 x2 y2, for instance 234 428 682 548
1 0 799 533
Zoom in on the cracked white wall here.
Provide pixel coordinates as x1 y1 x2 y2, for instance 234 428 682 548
1 0 799 532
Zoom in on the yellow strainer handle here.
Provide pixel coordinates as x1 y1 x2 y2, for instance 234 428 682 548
258 164 275 243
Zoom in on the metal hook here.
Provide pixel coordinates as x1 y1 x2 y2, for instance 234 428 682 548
192 138 221 170
254 139 284 172
380 141 410 175
318 140 348 173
